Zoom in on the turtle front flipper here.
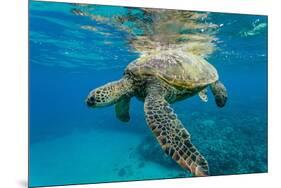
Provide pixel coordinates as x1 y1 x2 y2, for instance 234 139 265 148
115 97 131 122
144 86 209 176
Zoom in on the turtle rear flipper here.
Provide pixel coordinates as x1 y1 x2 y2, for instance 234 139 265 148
144 84 209 176
198 89 208 102
115 97 131 122
210 81 228 107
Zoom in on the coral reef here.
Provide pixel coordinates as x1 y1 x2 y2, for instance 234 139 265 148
132 105 267 176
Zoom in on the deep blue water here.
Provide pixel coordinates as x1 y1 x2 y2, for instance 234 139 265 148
29 1 268 187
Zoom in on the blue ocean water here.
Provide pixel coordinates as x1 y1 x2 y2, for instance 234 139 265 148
29 1 268 187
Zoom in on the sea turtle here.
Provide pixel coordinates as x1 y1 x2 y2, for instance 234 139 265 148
86 48 227 176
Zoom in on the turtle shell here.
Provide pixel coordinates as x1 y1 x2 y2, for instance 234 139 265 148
125 49 218 89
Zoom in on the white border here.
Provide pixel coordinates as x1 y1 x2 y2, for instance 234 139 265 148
1 0 281 188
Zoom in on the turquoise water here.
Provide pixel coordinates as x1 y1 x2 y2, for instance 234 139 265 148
29 1 268 187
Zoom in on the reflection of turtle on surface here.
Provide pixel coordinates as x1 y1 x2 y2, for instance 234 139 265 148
86 48 228 176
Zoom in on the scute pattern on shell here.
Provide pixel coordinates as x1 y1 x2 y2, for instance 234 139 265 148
126 49 218 89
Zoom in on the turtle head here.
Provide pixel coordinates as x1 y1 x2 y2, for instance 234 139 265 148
86 90 98 107
86 78 133 108
86 85 116 108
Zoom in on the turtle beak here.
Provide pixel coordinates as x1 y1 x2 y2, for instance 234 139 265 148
86 95 96 107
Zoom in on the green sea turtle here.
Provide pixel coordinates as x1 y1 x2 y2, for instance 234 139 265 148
86 48 227 176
